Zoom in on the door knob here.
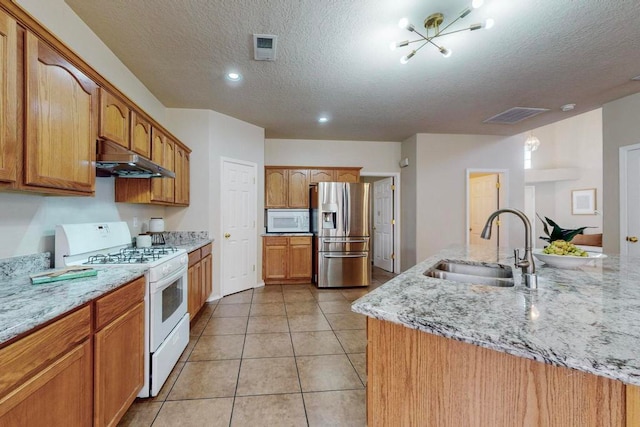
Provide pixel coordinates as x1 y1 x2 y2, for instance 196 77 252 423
224 233 231 239
627 236 638 243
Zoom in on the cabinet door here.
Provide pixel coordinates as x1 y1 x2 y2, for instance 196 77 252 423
0 341 92 427
288 169 309 208
289 237 312 280
163 138 175 203
336 169 360 183
263 237 288 281
310 169 335 183
150 128 166 202
201 254 213 306
174 145 185 205
24 33 97 193
94 301 144 427
130 110 151 158
265 168 287 208
0 10 17 184
99 88 130 149
188 262 202 318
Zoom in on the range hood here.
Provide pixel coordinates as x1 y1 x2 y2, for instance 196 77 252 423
96 139 175 178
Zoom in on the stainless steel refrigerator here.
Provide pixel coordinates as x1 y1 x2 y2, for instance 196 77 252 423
311 182 371 288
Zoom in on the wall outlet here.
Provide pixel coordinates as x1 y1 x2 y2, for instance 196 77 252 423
133 217 139 228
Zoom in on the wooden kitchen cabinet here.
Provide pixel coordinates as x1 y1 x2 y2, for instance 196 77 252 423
151 128 170 203
174 143 190 206
0 306 93 427
265 167 361 209
24 32 98 194
129 111 152 158
265 168 288 208
0 9 17 184
287 169 309 208
99 88 130 149
188 243 213 321
262 235 312 284
94 277 145 427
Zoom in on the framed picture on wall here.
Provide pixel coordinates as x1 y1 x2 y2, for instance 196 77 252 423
571 188 596 215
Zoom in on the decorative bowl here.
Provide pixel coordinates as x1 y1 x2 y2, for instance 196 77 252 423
533 249 607 269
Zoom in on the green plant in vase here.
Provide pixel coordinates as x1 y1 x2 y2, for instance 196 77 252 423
536 214 593 244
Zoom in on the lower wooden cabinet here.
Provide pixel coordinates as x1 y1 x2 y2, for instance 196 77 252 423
188 243 213 320
0 276 145 427
263 236 312 284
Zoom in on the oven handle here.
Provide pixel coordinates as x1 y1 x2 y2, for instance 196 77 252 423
151 265 187 294
322 253 368 258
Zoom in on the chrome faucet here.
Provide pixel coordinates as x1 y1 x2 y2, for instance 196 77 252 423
481 208 538 289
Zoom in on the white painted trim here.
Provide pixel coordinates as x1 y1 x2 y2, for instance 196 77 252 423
465 168 510 247
220 157 258 295
254 281 265 288
361 171 401 273
619 143 640 255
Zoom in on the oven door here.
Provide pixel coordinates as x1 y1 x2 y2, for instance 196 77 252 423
149 266 188 352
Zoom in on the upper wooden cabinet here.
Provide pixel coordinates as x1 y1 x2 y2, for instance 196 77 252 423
150 129 175 203
130 110 151 158
0 10 17 184
288 169 309 208
265 166 361 209
99 88 130 149
24 32 98 194
174 144 190 206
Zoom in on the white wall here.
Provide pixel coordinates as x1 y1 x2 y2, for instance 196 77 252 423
603 92 640 253
404 133 525 262
0 180 164 259
526 109 603 245
400 136 417 270
265 139 401 173
164 109 265 299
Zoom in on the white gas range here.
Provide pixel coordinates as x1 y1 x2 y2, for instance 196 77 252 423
55 221 189 398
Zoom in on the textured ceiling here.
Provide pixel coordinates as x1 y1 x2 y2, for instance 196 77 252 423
64 0 640 141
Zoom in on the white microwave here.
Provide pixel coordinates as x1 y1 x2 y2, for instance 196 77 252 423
267 209 310 233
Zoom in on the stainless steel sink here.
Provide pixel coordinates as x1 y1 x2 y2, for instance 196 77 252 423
424 259 515 287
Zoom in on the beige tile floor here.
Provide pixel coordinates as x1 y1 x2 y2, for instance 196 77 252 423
119 267 395 427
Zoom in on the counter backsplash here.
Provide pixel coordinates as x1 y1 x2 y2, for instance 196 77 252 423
0 253 51 280
162 231 210 245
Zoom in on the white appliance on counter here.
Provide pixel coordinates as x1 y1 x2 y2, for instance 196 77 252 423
266 209 310 233
55 221 189 398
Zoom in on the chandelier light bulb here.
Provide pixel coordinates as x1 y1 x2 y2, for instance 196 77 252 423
390 40 409 51
439 47 452 58
525 133 540 152
400 50 416 64
390 41 397 51
472 0 484 8
484 18 495 29
398 18 409 29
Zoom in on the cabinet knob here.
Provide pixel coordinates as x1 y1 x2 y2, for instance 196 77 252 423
224 233 231 239
627 236 638 243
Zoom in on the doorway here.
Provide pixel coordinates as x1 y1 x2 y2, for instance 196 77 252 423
466 169 508 247
361 172 400 273
220 157 257 296
620 144 640 256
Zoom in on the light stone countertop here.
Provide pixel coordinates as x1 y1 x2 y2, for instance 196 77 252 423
0 266 147 345
352 245 640 386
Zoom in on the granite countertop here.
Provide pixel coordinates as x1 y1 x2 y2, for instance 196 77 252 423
0 265 147 345
171 239 213 253
160 232 213 253
352 245 640 386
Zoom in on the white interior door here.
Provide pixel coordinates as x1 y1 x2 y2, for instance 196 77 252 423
469 174 499 246
373 177 394 272
623 147 640 256
221 158 256 296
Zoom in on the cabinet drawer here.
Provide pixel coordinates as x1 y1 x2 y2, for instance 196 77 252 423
290 236 310 245
188 249 201 267
264 237 288 246
0 305 91 399
95 277 145 330
201 243 212 258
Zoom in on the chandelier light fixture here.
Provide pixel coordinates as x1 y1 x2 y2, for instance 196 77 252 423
391 0 494 64
525 132 540 152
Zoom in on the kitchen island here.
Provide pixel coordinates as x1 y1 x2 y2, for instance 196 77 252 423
352 245 640 426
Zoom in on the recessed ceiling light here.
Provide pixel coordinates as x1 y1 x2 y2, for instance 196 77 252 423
560 103 576 112
632 74 640 81
226 72 241 81
318 117 329 123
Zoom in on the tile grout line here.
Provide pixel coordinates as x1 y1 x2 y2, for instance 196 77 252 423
227 289 254 426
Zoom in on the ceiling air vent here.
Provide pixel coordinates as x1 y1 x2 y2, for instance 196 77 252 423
253 34 277 61
483 107 550 124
